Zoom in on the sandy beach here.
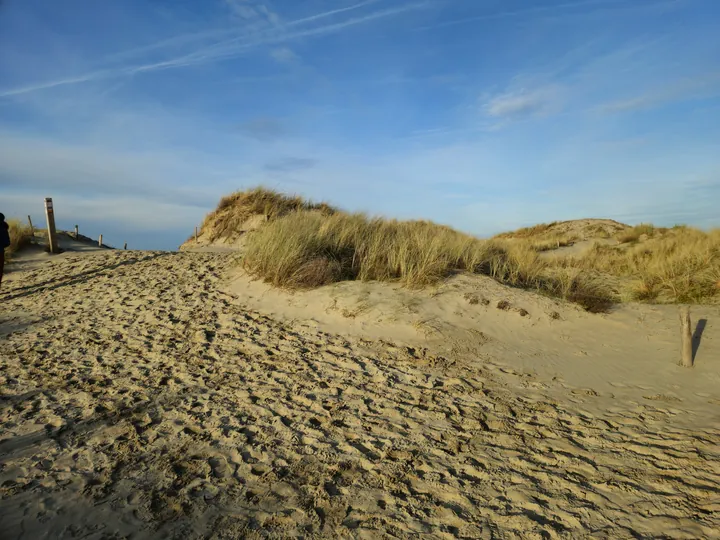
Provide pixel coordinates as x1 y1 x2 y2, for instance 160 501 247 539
1 249 719 539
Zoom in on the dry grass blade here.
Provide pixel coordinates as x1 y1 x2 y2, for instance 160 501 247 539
6 219 33 260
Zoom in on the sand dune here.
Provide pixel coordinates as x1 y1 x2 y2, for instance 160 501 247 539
1 251 719 539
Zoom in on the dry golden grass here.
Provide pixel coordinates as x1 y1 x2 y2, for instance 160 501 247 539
560 228 720 303
199 187 336 242
242 209 614 312
208 188 717 309
529 233 578 252
6 219 33 259
495 222 561 240
497 219 627 252
616 223 655 244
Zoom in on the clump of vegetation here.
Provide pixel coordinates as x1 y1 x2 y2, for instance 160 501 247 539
560 228 720 303
530 233 577 252
616 223 655 244
207 188 717 309
243 210 542 288
497 219 628 252
200 187 337 242
6 219 33 259
495 222 560 239
242 206 612 311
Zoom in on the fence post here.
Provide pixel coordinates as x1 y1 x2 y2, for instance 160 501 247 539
680 306 693 368
124 242 127 250
74 225 79 239
195 226 198 243
99 234 103 247
44 198 59 254
27 215 34 238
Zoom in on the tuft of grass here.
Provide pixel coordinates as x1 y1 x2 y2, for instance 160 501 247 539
530 233 577 252
616 223 655 243
537 268 618 313
212 187 718 309
242 210 613 311
6 219 33 259
199 187 337 242
495 222 559 239
559 227 720 304
243 210 552 290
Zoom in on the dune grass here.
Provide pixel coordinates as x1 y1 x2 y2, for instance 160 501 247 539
616 223 655 244
562 228 720 303
529 233 578 252
242 209 615 312
6 219 34 259
202 188 718 309
495 222 561 239
200 187 336 242
497 219 628 252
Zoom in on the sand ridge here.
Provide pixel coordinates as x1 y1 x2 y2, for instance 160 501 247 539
1 251 719 538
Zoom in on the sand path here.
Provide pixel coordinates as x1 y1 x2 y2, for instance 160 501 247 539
1 251 719 539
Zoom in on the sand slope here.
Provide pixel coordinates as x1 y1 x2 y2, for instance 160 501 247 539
228 270 720 418
1 251 719 539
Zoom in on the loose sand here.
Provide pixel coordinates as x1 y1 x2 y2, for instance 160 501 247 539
1 250 719 539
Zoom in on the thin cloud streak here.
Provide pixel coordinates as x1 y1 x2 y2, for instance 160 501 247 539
415 0 653 30
597 71 720 113
0 0 416 98
106 0 381 64
185 2 430 65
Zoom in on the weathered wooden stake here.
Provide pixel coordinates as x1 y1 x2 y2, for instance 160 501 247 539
680 306 693 368
74 225 79 239
124 242 127 250
99 234 103 247
44 198 59 254
195 226 198 242
27 215 34 237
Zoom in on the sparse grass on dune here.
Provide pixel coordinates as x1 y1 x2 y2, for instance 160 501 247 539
616 223 655 244
206 188 717 309
6 219 33 259
559 227 720 303
529 233 578 252
498 219 628 252
243 210 613 311
199 187 337 242
495 222 561 239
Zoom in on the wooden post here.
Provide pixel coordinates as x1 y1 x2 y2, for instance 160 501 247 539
195 226 198 243
44 198 59 254
27 215 34 237
123 242 127 250
74 225 79 239
99 234 103 247
680 306 693 368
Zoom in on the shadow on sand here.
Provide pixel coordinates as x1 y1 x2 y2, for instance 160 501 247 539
692 318 707 363
0 252 170 302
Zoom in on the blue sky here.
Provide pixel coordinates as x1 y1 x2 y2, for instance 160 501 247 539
1 0 719 250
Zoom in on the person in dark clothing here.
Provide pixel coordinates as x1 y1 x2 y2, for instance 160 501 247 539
0 213 10 289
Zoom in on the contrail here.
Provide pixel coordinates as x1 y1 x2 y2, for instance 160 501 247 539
0 0 422 98
415 0 648 30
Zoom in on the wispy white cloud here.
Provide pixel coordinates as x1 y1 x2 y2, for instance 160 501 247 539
0 0 422 98
270 46 298 63
416 0 629 30
597 71 720 113
483 86 562 119
103 0 381 65
0 131 222 208
224 0 281 25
